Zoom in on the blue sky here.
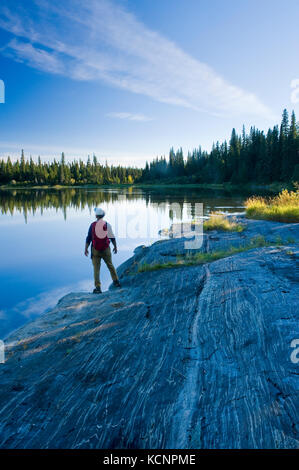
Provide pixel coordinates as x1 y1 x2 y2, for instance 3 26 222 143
0 0 298 167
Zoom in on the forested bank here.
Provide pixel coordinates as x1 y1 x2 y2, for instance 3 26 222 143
0 109 298 186
0 153 142 185
143 109 298 184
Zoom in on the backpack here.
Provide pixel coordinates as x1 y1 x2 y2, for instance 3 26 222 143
91 219 110 251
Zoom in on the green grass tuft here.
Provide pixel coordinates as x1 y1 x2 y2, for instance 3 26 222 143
137 235 290 273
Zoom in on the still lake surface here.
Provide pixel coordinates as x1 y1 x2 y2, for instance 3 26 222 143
0 186 268 338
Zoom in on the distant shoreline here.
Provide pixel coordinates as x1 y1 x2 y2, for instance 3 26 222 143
0 181 292 193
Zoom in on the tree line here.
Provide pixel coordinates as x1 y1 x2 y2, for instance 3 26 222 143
0 109 298 186
0 153 142 185
143 109 298 184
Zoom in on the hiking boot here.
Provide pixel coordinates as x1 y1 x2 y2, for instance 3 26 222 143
113 280 121 288
93 286 102 294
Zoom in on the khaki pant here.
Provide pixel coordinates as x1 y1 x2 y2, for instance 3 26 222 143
92 246 118 287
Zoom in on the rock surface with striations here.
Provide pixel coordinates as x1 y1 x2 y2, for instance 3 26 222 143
0 217 298 448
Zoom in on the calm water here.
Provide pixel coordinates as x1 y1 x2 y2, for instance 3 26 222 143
0 186 266 338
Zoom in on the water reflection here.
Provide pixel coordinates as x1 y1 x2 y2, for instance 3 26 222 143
0 186 255 222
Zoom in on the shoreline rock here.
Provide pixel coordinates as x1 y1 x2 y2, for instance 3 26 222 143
0 218 298 449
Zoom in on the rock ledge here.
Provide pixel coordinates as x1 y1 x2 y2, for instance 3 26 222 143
0 218 298 449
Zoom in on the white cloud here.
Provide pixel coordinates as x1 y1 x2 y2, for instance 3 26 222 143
0 0 275 119
107 112 153 122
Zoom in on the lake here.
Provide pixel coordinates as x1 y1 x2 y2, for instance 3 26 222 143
0 186 267 338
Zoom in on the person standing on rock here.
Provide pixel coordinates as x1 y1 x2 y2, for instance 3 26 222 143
85 208 121 293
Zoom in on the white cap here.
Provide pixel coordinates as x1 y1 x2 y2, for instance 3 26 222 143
94 207 105 217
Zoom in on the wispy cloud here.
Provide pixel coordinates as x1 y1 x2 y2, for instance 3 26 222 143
107 112 153 122
0 0 275 119
3 38 65 74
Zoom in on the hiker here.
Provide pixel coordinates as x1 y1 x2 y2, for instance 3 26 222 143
85 208 121 293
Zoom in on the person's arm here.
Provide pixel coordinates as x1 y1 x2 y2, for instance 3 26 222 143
85 242 90 257
110 238 117 254
107 222 117 253
85 224 92 256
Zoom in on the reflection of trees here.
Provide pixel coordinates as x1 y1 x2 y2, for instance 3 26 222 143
0 188 147 221
0 187 253 222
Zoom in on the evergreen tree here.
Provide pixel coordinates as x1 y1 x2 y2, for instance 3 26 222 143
59 153 65 184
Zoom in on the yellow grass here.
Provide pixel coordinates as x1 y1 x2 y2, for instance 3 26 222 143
245 189 299 223
203 212 245 232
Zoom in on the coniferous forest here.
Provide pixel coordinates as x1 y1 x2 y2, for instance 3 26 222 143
0 109 298 186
